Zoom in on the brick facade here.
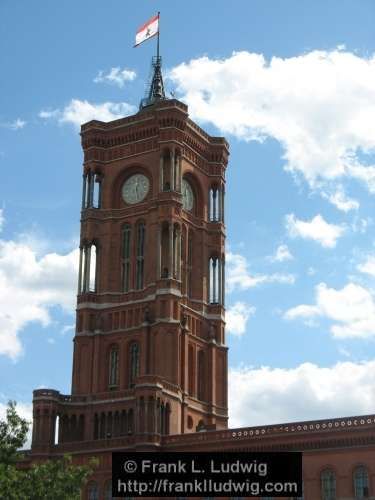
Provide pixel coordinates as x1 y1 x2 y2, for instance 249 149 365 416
27 99 375 500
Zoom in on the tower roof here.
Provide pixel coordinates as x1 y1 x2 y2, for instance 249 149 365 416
139 56 166 110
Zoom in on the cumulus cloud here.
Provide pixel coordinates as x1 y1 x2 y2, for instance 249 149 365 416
269 244 293 262
226 251 295 293
322 187 359 212
229 360 375 428
226 302 255 336
285 213 345 248
39 99 136 129
357 254 375 277
169 50 375 201
284 282 375 339
94 67 136 87
0 119 26 130
0 229 78 359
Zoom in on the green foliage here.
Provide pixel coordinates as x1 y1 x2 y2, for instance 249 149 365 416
0 401 97 500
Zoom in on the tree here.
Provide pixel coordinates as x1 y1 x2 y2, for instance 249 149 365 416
0 401 96 500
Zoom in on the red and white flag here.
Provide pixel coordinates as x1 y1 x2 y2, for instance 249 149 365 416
134 14 159 47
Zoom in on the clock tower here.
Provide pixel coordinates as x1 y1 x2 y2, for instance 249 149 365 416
31 58 229 454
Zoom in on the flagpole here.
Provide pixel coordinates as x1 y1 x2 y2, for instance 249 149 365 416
157 11 160 59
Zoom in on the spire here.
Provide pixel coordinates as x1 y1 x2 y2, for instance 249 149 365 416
139 56 166 110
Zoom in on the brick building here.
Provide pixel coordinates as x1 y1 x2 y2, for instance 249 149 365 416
28 58 375 500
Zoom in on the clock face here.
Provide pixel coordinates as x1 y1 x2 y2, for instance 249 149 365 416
182 179 194 211
122 174 149 204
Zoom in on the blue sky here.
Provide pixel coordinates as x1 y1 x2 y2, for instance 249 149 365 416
1 0 375 429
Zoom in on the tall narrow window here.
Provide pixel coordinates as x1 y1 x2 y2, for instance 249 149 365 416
209 256 221 304
321 469 336 500
89 244 97 292
197 350 205 401
129 343 140 387
87 482 99 500
122 224 131 292
187 233 193 297
354 466 369 498
109 347 119 388
79 243 98 293
136 222 145 289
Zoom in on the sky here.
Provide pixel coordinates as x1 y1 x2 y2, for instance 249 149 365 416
1 0 375 432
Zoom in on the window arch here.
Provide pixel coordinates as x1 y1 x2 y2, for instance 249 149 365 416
129 343 140 387
87 481 99 500
321 469 336 500
136 222 145 289
109 346 119 388
354 465 369 498
122 224 131 292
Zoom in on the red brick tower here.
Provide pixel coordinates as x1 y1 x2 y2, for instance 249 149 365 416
31 61 229 456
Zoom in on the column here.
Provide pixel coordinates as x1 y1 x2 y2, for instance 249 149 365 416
177 154 182 192
77 247 83 293
156 224 161 279
218 186 222 221
81 174 87 209
222 187 225 223
212 258 217 303
177 227 181 280
85 245 91 292
88 172 94 207
169 222 174 278
213 189 217 221
221 257 225 306
170 149 175 191
159 155 164 192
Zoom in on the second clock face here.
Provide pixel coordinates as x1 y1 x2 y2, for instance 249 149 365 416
182 179 194 211
122 174 149 204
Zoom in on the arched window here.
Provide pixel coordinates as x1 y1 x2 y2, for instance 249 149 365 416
87 481 99 500
109 347 119 388
136 222 145 289
122 224 131 292
354 465 369 498
129 343 140 387
321 469 336 500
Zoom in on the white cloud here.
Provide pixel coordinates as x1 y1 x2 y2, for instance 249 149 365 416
226 302 255 336
226 251 295 293
168 50 375 197
229 360 375 428
0 119 26 130
284 282 375 339
322 187 359 212
94 67 136 87
0 401 33 449
40 99 136 129
269 244 293 262
358 254 375 277
286 213 345 248
0 225 78 359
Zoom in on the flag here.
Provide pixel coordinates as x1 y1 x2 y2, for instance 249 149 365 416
134 14 159 47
